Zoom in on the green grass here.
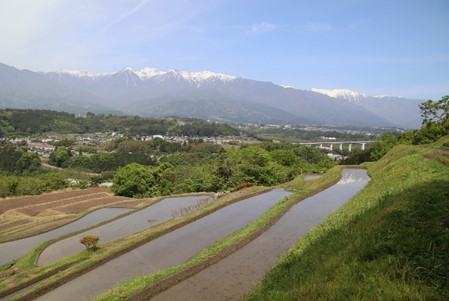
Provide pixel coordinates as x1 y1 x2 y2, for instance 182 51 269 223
92 167 342 301
245 137 449 300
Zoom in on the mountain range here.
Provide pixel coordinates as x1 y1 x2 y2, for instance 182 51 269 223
0 62 423 128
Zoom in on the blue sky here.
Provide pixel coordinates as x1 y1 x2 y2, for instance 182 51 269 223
0 0 448 99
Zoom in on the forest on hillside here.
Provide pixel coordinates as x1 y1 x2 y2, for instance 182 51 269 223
0 109 239 138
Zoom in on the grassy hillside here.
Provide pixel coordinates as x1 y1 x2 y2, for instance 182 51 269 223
246 137 449 300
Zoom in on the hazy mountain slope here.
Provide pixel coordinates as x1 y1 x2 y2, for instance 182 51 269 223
126 91 308 124
0 63 118 114
311 88 423 128
46 68 393 126
0 62 423 127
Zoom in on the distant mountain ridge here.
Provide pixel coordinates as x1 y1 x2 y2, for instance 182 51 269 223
0 63 423 128
311 88 422 129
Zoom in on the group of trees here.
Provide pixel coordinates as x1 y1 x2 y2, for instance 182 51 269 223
111 142 334 198
49 147 155 173
251 126 377 143
48 138 223 173
0 142 41 176
0 172 67 198
0 109 239 138
0 141 68 197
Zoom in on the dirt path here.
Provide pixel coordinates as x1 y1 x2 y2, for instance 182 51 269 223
35 189 291 301
37 195 214 265
152 169 370 301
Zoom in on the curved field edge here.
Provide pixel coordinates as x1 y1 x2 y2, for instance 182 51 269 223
245 137 449 300
0 187 269 300
0 192 210 297
0 189 146 243
92 167 343 301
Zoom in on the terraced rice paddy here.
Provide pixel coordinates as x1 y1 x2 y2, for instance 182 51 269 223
35 189 291 301
151 169 369 301
0 188 139 241
37 195 215 266
0 208 132 266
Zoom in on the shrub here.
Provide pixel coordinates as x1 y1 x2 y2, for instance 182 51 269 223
80 235 99 250
236 182 253 191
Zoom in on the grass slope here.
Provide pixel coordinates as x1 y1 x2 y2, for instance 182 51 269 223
246 138 449 300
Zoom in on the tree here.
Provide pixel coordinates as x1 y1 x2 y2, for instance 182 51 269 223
369 132 398 161
0 142 22 174
270 149 298 167
54 138 76 147
419 95 449 125
88 153 116 172
416 96 449 143
49 148 71 167
111 163 158 197
295 145 323 164
80 235 99 250
15 152 41 175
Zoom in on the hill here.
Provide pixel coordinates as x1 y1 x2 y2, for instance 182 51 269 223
0 109 240 138
0 62 424 128
247 137 449 300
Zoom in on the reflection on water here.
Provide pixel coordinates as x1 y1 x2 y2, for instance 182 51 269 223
38 195 213 266
152 168 370 301
338 169 367 185
35 189 292 301
0 208 132 266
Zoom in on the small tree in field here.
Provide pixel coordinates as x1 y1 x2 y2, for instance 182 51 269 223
80 235 99 250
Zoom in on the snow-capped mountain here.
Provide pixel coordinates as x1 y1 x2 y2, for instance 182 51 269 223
311 88 422 128
49 67 237 85
0 62 424 128
311 88 370 102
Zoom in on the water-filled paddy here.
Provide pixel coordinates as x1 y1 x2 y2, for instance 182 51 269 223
36 189 291 301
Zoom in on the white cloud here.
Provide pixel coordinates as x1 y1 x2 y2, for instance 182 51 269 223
305 22 331 32
249 22 277 34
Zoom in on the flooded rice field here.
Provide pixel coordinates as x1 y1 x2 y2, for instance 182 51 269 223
37 195 213 266
0 207 131 266
152 169 370 301
35 189 291 301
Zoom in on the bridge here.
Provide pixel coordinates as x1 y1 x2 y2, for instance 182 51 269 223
298 141 376 152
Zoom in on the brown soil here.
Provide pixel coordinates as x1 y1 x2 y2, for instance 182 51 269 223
0 220 30 232
16 193 111 216
0 188 110 213
57 196 136 214
106 200 142 208
0 188 139 240
0 217 79 243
